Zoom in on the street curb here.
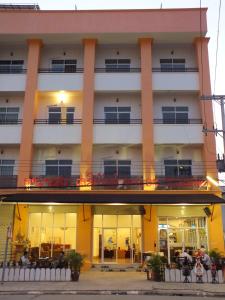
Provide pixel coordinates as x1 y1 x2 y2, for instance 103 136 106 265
0 289 225 297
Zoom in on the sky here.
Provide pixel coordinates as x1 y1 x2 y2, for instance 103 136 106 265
2 0 225 152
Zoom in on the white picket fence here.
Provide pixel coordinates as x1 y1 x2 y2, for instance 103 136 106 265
165 268 224 283
0 267 71 281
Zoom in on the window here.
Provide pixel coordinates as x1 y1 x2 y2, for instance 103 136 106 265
48 107 61 124
51 59 77 72
104 160 131 178
66 107 75 124
0 60 24 73
0 160 15 176
160 58 185 72
0 107 19 124
105 59 131 72
162 106 188 124
104 107 131 124
45 160 72 177
164 160 192 177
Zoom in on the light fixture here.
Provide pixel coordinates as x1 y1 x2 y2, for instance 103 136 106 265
57 91 67 104
206 176 219 187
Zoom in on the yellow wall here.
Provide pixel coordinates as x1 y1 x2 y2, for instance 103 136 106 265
143 205 157 252
208 204 225 254
76 205 93 270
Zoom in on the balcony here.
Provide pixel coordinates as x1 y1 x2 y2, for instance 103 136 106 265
95 67 141 91
93 118 142 144
0 175 17 188
152 68 199 91
33 119 82 144
38 68 83 91
0 120 22 144
154 119 203 144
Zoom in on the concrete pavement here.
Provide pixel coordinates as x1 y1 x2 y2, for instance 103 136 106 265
0 272 225 297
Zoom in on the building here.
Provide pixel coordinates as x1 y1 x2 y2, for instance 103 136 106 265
0 6 224 267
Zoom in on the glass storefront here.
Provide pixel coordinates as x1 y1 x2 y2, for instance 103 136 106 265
93 214 142 264
28 205 77 259
158 216 208 263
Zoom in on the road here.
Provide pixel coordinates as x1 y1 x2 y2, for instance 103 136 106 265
0 295 222 300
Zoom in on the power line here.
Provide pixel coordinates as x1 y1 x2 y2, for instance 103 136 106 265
213 0 222 94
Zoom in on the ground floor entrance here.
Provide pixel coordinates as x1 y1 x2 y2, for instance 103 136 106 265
93 214 142 264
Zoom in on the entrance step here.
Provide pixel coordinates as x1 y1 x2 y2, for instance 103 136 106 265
91 263 142 272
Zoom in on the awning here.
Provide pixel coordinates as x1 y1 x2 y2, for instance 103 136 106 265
1 190 224 204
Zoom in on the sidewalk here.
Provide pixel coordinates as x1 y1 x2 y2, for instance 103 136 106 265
0 272 225 297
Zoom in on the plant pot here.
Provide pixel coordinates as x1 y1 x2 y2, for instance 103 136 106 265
151 271 161 282
71 270 80 281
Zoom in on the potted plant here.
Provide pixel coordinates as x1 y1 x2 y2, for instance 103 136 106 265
66 250 84 281
208 249 223 268
146 254 165 281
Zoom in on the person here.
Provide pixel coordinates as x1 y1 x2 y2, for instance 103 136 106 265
20 250 30 267
180 249 192 264
201 252 211 270
194 257 204 283
57 251 66 268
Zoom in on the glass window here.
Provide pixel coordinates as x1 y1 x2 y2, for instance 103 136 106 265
104 160 131 178
160 58 185 72
0 107 19 124
28 211 77 258
105 59 130 72
104 107 131 124
162 106 188 124
66 107 75 124
93 215 103 227
103 215 117 227
48 107 61 124
0 60 24 73
0 160 15 176
52 59 77 73
45 160 72 177
164 160 192 177
117 215 132 227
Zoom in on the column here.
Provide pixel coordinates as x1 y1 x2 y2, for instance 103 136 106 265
17 39 42 187
208 204 225 253
195 37 217 179
139 38 155 190
76 205 93 270
142 205 157 252
80 39 96 190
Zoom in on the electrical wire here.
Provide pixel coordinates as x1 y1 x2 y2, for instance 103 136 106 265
213 0 222 95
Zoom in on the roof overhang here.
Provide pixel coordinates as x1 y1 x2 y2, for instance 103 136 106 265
0 189 224 205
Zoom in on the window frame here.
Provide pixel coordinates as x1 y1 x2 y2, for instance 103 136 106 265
164 159 192 177
51 59 77 73
0 107 19 124
162 106 189 124
160 58 186 72
104 106 131 124
0 159 15 176
105 59 131 72
45 160 72 177
104 160 131 178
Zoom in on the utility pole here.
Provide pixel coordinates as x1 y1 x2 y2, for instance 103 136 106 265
201 95 225 171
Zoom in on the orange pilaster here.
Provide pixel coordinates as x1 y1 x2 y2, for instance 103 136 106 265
17 39 42 187
80 39 96 190
140 38 155 189
142 205 157 252
195 37 217 179
76 205 93 269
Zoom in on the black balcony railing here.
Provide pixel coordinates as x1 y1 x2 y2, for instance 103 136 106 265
34 119 82 124
0 175 17 188
153 119 202 124
93 119 142 124
0 67 26 74
38 68 84 73
0 119 22 125
95 67 141 73
152 67 198 72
